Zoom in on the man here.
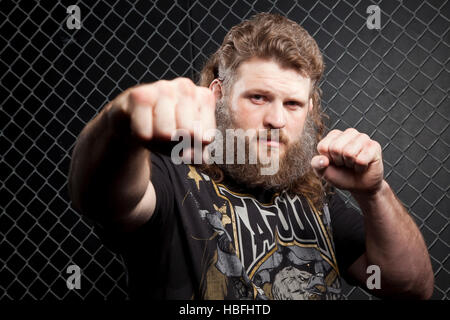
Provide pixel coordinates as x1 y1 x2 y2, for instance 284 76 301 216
68 13 434 300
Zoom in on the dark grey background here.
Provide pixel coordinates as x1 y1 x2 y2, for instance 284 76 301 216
0 0 448 300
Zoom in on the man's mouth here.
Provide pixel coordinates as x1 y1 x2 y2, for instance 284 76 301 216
259 138 281 148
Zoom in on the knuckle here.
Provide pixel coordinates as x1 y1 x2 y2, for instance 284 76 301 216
128 86 147 104
329 145 341 156
109 93 127 112
175 77 194 86
371 140 382 151
329 129 341 136
176 77 196 94
358 133 370 141
155 80 176 98
342 145 356 159
157 79 170 85
155 79 169 89
345 128 358 135
123 86 152 114
316 140 326 151
364 139 376 149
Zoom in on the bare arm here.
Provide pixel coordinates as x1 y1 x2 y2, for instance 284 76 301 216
68 78 216 232
68 101 154 232
311 128 434 299
349 181 434 299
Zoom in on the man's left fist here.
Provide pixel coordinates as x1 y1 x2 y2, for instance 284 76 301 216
311 128 384 195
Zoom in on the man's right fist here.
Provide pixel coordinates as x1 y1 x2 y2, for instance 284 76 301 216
105 77 217 151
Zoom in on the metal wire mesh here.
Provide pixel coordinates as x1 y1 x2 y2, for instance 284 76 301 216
0 0 448 300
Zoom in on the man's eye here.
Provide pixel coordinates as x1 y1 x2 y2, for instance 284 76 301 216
251 94 264 101
285 101 303 109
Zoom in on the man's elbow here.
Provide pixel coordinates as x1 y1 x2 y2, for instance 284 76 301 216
415 270 434 300
412 257 435 299
395 269 434 300
369 264 435 300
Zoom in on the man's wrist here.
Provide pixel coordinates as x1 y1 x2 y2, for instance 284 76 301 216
351 179 390 205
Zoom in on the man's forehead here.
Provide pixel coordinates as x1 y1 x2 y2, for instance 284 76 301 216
234 58 312 98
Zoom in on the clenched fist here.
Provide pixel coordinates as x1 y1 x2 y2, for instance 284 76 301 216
105 77 216 157
311 128 384 195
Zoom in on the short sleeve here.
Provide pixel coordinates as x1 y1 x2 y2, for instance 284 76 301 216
149 152 175 222
328 191 366 283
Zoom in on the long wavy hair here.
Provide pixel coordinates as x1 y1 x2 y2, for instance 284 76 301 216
198 13 328 209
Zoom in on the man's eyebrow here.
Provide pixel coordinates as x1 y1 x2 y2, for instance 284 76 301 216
243 88 307 101
243 88 273 95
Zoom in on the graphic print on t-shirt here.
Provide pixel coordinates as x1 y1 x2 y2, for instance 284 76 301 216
186 165 342 300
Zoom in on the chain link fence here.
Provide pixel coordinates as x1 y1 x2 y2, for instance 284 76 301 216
1 0 448 300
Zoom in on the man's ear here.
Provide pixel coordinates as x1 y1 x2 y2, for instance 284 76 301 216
209 79 223 101
308 97 313 113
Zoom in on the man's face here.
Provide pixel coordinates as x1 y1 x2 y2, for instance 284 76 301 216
212 57 317 191
226 57 312 158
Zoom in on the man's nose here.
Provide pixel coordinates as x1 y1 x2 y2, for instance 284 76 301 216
263 101 286 129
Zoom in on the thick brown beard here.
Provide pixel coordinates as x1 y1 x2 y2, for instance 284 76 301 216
210 98 318 193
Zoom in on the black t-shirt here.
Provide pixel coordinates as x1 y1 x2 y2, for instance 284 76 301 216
99 152 365 300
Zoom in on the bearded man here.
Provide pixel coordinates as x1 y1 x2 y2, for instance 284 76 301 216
68 13 433 300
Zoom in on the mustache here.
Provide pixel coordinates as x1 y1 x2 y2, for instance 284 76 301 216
255 129 289 145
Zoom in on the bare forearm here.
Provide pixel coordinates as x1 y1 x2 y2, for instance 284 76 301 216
69 79 216 232
68 106 150 223
352 180 434 298
312 128 434 298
